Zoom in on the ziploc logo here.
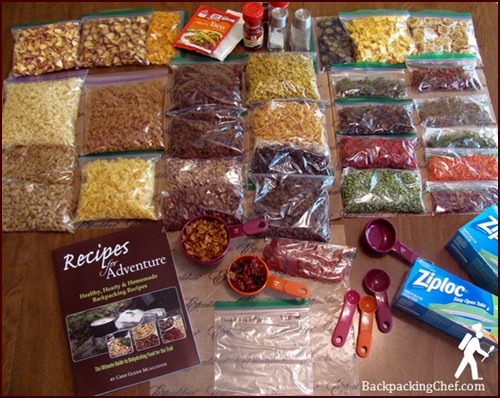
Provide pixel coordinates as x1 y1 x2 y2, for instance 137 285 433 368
473 215 498 241
412 269 466 297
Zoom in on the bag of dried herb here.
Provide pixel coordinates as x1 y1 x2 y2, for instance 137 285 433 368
423 126 498 149
329 63 407 99
415 94 496 128
406 53 484 93
341 167 425 214
427 181 498 215
426 148 498 182
335 98 415 135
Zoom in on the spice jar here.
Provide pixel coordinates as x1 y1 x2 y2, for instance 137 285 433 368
290 9 312 51
268 2 289 24
267 7 288 52
242 2 264 50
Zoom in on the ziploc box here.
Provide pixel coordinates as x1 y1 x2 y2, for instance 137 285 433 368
446 204 498 295
394 258 498 352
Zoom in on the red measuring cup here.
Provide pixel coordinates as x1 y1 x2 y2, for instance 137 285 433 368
356 295 377 358
331 289 361 347
226 255 310 299
364 218 419 265
364 268 392 333
180 215 268 266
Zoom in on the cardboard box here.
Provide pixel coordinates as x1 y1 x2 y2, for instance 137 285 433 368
446 205 498 295
393 258 498 353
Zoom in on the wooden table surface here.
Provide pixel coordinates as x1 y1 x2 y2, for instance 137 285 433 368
2 2 498 396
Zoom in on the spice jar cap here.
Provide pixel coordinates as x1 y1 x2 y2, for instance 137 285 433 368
270 2 289 7
293 9 312 30
242 2 264 23
270 7 288 28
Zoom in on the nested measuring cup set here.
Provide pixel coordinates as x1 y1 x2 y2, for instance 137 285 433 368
332 217 420 358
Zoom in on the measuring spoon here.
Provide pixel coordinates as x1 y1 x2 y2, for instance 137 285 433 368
364 268 393 333
356 296 377 358
331 289 361 347
364 218 419 265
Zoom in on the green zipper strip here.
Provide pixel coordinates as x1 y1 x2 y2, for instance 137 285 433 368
83 8 153 18
215 298 309 310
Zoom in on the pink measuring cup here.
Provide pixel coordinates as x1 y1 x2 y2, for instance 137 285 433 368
331 289 361 347
364 218 419 265
364 268 392 333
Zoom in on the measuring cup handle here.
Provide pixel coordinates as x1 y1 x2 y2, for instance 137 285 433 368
331 303 356 347
392 240 419 265
227 219 268 238
356 312 374 358
374 292 393 334
266 275 310 299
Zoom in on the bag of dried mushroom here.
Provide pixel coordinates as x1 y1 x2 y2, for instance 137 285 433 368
79 8 152 68
2 70 87 149
10 20 81 77
161 158 245 231
82 69 168 155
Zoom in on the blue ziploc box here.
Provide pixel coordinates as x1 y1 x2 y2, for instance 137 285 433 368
393 258 498 353
446 204 498 295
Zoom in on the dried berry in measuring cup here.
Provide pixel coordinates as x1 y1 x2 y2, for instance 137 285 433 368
227 256 267 293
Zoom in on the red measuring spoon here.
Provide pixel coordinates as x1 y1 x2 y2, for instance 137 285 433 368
364 218 419 265
356 296 377 358
331 289 361 347
364 268 392 333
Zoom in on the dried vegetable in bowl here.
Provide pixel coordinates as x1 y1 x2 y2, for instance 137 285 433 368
79 8 152 68
426 149 498 182
246 53 320 103
2 145 76 185
338 135 418 170
335 98 415 135
251 140 331 175
339 10 415 64
406 53 483 93
408 11 482 65
250 174 334 242
423 126 498 149
170 60 244 109
146 11 182 65
166 105 244 159
314 16 355 71
76 155 160 222
329 63 407 99
2 181 75 232
262 237 356 284
2 71 86 148
10 20 81 77
427 181 498 215
82 70 167 154
251 100 327 146
341 168 425 214
415 95 496 128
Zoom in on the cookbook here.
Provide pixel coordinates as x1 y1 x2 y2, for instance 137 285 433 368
52 221 200 395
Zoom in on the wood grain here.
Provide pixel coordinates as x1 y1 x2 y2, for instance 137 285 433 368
2 2 497 396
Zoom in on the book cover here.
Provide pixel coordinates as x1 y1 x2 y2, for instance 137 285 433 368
52 221 200 396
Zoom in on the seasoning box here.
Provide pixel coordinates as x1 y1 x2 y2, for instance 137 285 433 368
393 257 498 353
446 204 498 295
